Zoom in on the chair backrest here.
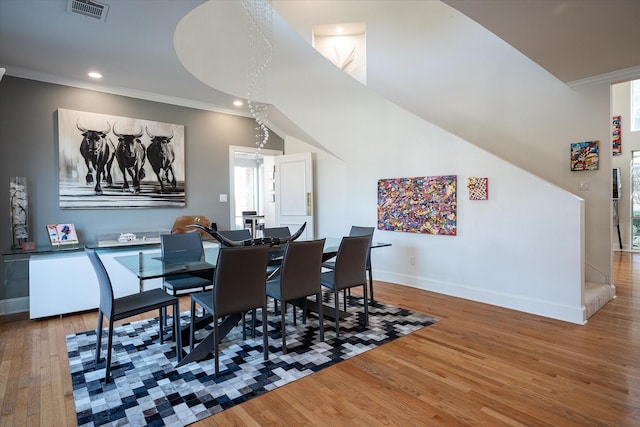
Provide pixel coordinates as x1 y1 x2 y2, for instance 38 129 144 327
333 235 371 291
213 245 270 317
217 229 252 242
170 215 212 238
279 239 325 301
349 225 374 267
161 232 204 264
262 226 291 239
85 247 115 317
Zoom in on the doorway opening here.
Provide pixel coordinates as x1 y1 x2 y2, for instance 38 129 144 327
631 151 640 249
228 146 282 230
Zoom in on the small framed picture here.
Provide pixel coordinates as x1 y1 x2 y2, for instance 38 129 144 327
47 223 79 245
570 140 599 171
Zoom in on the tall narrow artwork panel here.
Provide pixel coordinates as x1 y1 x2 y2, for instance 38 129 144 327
612 115 621 156
377 175 457 235
58 109 185 208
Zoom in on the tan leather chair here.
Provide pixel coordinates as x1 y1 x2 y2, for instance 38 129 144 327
170 215 213 239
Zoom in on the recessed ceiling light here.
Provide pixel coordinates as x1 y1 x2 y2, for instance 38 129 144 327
88 71 103 79
233 100 243 107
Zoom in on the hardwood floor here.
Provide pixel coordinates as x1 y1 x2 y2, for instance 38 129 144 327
1 251 639 426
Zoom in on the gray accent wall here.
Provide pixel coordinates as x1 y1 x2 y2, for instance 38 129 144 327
0 76 283 301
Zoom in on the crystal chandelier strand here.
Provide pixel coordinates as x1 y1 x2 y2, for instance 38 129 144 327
243 0 273 149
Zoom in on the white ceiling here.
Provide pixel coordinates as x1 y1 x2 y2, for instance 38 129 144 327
442 0 640 83
1 0 639 125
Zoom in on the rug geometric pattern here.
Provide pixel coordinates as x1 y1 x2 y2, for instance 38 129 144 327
66 295 437 426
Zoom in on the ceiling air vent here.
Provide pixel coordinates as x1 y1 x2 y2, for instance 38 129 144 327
68 0 109 22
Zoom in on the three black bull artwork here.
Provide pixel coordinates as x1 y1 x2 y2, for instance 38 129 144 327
58 109 185 209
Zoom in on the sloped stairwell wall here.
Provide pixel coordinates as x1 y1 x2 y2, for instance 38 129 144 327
175 1 614 323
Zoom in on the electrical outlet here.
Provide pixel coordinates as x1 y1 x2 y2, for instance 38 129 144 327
578 181 590 191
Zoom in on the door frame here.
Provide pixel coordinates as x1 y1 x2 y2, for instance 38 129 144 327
228 145 282 230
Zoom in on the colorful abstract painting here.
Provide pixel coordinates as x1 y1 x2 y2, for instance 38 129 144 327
612 115 621 156
377 176 457 235
468 177 488 200
570 140 599 171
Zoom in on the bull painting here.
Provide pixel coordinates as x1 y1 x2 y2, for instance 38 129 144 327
113 123 147 193
58 108 185 208
77 119 116 195
146 126 177 193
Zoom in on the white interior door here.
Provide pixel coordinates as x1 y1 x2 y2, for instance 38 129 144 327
275 152 314 239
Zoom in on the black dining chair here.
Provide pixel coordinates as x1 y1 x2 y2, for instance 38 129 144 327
322 226 375 301
217 229 279 276
85 247 182 382
262 226 291 239
217 228 252 242
266 239 325 354
161 232 213 296
262 226 292 278
189 244 270 376
320 235 371 336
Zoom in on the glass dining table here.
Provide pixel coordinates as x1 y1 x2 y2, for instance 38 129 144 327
114 238 390 283
113 237 391 366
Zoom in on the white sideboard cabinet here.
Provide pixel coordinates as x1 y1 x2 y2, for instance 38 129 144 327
28 245 165 319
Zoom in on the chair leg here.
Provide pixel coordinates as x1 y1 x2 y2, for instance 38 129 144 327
105 320 114 382
302 298 308 324
158 308 164 344
189 299 197 351
242 312 247 340
95 310 104 363
334 290 340 337
317 293 324 342
214 315 220 377
281 302 287 354
292 302 297 326
251 309 256 338
368 267 374 302
174 300 182 362
343 289 347 312
362 283 369 326
262 306 269 361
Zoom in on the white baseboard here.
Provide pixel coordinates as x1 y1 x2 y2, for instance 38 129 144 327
376 271 586 325
0 297 29 315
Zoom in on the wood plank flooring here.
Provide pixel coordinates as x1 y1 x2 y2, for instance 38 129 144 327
1 251 639 426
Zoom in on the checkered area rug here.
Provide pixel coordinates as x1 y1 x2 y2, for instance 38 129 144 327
66 295 437 426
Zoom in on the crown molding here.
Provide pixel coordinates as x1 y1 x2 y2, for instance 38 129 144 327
3 66 250 118
568 66 640 89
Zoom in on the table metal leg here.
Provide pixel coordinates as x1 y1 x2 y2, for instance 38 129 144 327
176 312 242 367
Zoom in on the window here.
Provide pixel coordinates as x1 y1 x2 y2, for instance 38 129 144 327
632 79 640 131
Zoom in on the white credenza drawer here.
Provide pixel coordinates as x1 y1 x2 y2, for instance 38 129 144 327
29 252 98 319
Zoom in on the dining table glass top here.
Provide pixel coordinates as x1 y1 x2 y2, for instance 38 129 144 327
112 237 391 281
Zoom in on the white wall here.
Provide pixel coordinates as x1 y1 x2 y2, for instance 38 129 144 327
174 1 613 323
612 81 640 250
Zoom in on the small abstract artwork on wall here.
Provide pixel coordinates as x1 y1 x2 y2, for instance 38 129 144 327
58 108 185 209
468 177 488 200
570 140 599 171
377 175 457 235
612 115 621 156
